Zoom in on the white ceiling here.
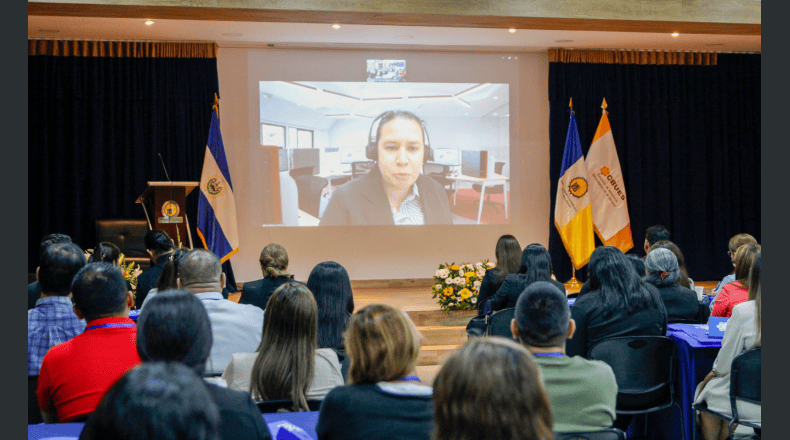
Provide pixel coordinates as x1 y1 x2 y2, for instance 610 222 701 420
28 16 761 53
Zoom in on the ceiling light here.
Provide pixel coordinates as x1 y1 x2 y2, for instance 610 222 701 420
452 96 471 108
145 20 154 26
505 114 510 117
332 24 341 29
493 96 498 100
223 32 243 37
464 113 469 116
508 28 517 33
671 32 680 37
493 113 498 116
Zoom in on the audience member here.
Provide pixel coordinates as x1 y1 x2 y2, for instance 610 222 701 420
224 282 344 409
137 290 272 440
139 247 190 310
239 243 301 312
432 337 554 440
644 248 699 322
578 253 648 298
491 243 566 311
88 241 135 291
650 240 695 290
37 262 141 422
307 261 354 351
316 304 432 440
643 225 670 255
710 233 758 306
694 254 761 440
79 362 222 440
178 248 264 375
28 233 72 310
711 243 760 318
566 246 667 359
476 234 521 315
510 281 617 432
135 229 175 308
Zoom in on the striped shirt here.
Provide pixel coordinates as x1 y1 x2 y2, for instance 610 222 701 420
390 184 425 225
28 296 86 376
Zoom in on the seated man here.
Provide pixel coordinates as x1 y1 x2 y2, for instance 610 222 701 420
644 225 670 256
28 233 72 310
177 249 264 375
510 281 618 432
135 229 174 308
37 262 142 423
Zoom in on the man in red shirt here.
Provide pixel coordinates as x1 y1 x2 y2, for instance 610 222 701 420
37 262 141 423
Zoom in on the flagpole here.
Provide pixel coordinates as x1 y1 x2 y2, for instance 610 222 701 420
562 97 584 295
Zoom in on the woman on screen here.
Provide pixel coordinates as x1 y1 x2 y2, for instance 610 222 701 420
319 110 454 226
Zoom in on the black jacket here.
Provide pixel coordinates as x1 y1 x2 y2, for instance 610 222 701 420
28 281 41 310
239 276 302 312
490 274 568 311
206 383 272 440
653 284 700 322
135 253 169 309
319 166 453 226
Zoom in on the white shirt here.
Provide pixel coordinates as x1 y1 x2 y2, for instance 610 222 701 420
390 184 425 225
195 292 264 375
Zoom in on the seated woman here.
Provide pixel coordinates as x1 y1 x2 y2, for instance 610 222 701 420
712 233 758 299
490 244 566 311
711 243 760 317
316 304 433 440
239 243 299 312
87 242 134 291
307 261 355 377
79 362 222 440
476 234 521 315
432 337 553 440
136 290 271 440
222 282 344 408
650 240 695 290
644 248 700 323
566 246 667 359
695 254 761 440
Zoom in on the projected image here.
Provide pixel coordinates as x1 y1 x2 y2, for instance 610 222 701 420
258 81 510 226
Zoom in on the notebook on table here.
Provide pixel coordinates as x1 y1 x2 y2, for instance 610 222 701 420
707 316 730 338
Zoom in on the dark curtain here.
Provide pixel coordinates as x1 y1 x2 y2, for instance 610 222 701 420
548 54 760 283
28 55 220 274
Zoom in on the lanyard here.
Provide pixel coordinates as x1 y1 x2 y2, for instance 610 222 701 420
532 352 564 357
396 376 421 382
85 323 136 331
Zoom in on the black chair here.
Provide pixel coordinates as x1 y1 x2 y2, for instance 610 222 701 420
333 348 350 383
289 165 316 179
472 161 506 213
255 399 322 413
28 376 43 424
668 317 700 325
484 307 516 339
697 302 712 324
587 336 683 438
294 175 329 218
693 348 761 440
554 428 626 440
95 218 152 272
424 163 454 197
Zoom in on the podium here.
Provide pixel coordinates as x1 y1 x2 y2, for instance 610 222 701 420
136 181 199 248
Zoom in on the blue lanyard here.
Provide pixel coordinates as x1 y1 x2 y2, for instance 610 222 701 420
396 376 421 382
532 352 564 357
85 323 136 331
201 298 221 302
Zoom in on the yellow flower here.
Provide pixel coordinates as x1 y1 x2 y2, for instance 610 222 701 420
449 264 461 271
465 271 475 278
443 287 454 297
459 288 472 299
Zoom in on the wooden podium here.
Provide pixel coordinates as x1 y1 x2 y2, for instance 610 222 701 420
136 181 199 248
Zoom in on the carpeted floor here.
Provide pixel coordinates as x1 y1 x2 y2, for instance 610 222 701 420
450 189 510 225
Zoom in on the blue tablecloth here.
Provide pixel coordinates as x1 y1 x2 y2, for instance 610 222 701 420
129 309 140 321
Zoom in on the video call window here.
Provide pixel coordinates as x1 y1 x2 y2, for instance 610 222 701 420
261 123 285 148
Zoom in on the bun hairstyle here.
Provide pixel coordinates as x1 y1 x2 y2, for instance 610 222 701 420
259 243 291 279
89 242 121 265
365 110 433 163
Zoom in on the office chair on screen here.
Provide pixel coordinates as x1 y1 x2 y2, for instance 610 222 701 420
295 175 329 218
423 163 454 198
472 161 507 215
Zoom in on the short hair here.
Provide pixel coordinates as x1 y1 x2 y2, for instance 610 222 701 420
307 261 354 350
345 304 421 384
250 282 317 410
79 362 221 440
729 233 757 253
155 247 191 292
38 243 86 296
490 235 522 283
650 240 692 289
514 281 570 348
644 248 680 287
734 243 761 290
518 243 553 283
178 249 222 287
645 225 670 246
136 290 213 376
431 337 553 440
88 242 121 265
71 262 129 321
626 253 646 276
39 233 72 258
259 243 290 278
144 229 174 255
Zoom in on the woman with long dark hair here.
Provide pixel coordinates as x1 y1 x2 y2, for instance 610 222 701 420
222 282 344 410
476 235 521 315
565 246 667 359
306 261 354 350
643 248 699 322
490 243 566 311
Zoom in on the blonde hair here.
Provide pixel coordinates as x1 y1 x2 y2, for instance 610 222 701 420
345 304 421 384
259 243 290 278
728 233 757 253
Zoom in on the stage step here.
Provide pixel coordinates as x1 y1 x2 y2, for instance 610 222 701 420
416 325 468 347
406 309 477 327
418 344 462 366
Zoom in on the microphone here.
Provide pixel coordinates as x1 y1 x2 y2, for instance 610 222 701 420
158 153 172 182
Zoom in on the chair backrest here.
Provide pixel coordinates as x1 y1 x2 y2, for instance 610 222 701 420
588 336 675 392
730 347 761 408
294 175 329 218
554 428 626 440
256 399 322 413
95 218 149 255
667 317 699 325
485 307 516 339
494 161 506 174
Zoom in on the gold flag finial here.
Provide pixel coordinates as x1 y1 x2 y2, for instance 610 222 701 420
213 93 220 121
569 97 573 110
601 98 608 112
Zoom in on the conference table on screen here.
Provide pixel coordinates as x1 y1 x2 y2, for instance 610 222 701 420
28 411 319 440
446 173 509 224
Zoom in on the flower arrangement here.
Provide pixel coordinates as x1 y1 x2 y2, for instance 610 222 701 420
431 260 493 313
85 250 143 291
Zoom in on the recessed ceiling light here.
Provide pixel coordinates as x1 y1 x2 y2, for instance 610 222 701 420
145 20 154 26
555 39 574 43
464 113 469 116
671 32 680 37
505 114 510 117
508 28 517 33
223 32 243 37
493 96 498 100
331 24 341 29
493 112 498 116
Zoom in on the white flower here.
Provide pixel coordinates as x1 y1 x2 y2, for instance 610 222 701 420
477 270 485 278
471 297 478 304
435 284 442 290
475 262 484 269
473 280 482 289
436 268 449 279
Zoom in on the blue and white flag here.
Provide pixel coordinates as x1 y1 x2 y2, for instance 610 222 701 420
197 106 239 263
